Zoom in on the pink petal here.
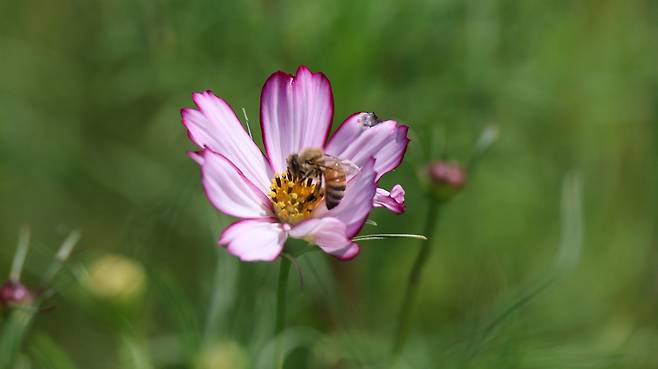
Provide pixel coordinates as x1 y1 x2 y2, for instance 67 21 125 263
182 91 273 192
260 66 334 173
289 217 360 260
373 184 406 214
325 113 409 180
315 158 377 238
335 243 360 260
187 150 204 165
219 219 287 262
201 150 272 218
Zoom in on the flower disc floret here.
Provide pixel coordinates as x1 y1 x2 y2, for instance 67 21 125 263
270 171 324 225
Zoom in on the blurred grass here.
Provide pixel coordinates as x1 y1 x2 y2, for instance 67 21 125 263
1 0 657 368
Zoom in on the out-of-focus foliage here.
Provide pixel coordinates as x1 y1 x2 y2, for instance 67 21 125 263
0 0 656 368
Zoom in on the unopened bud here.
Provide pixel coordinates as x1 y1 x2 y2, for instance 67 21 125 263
424 161 467 201
0 280 33 307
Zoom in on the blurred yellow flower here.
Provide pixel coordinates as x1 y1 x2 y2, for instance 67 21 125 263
195 341 248 369
86 254 146 302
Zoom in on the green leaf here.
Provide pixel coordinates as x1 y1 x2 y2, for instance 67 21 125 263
28 334 78 369
352 233 428 242
0 309 36 369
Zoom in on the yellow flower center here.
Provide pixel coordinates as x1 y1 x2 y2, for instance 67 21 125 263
270 171 324 225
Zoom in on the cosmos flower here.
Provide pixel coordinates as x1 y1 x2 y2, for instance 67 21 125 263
182 66 409 261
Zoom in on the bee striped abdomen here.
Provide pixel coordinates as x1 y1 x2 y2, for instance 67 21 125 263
324 168 346 210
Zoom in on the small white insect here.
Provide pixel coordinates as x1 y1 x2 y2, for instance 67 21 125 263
358 112 382 128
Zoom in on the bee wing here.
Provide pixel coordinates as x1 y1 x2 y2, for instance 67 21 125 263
320 155 360 176
339 159 360 176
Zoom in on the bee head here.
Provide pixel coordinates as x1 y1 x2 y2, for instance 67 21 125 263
287 153 302 176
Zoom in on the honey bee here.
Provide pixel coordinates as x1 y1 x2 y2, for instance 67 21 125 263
286 148 359 210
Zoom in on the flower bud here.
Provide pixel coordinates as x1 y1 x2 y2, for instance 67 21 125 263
86 254 146 303
424 161 467 201
195 341 249 369
0 280 33 307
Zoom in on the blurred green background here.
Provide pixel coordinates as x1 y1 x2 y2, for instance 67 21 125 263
1 0 657 368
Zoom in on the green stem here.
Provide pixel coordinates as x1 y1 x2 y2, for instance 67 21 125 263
392 201 441 355
275 256 291 368
203 251 225 343
0 308 36 369
9 227 30 281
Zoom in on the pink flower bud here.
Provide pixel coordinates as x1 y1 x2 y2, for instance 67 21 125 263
424 161 467 201
0 280 33 307
428 161 467 188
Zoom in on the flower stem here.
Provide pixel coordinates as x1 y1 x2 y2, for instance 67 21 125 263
203 250 229 343
392 201 441 355
275 256 291 368
9 227 30 282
